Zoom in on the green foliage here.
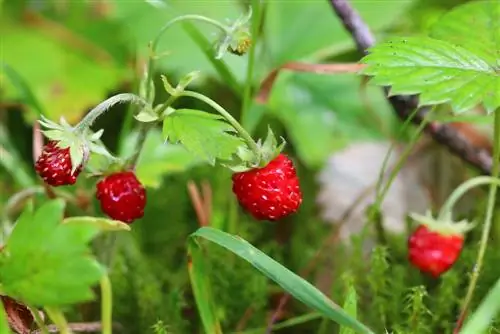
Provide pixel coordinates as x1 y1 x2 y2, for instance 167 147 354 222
162 109 244 165
362 0 500 114
0 200 103 307
188 227 375 334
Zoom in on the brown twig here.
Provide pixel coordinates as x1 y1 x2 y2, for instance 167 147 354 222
32 321 122 333
327 0 493 175
256 62 365 104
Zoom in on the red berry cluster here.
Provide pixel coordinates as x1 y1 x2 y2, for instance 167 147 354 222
35 141 303 224
35 141 146 224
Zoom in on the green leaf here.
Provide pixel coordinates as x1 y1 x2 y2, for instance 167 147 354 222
361 36 500 113
459 276 500 334
162 109 244 165
0 200 104 307
121 129 201 188
187 227 375 334
429 1 500 67
339 282 358 334
63 217 131 232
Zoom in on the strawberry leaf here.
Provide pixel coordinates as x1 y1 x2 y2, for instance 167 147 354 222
361 36 499 114
0 200 104 307
361 0 500 114
162 109 244 165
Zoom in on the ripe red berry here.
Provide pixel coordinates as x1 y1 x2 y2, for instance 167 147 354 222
408 224 464 277
232 154 302 221
96 171 146 224
35 141 83 187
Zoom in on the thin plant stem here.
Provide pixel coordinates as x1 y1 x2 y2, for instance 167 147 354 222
30 306 49 334
373 110 430 211
240 0 261 126
437 176 500 221
145 15 231 102
45 308 71 334
178 90 260 155
100 275 113 334
456 109 500 330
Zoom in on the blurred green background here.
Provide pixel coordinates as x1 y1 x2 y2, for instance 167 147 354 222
1 0 491 333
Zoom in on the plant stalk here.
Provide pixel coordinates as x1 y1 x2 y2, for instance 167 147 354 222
30 306 49 334
74 94 150 134
178 90 261 156
100 275 113 334
456 109 500 331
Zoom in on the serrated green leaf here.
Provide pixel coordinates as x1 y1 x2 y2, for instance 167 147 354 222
63 216 131 232
429 1 500 67
0 200 104 307
162 109 244 165
362 36 500 113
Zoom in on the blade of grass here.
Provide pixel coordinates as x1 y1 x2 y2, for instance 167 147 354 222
187 227 375 334
235 312 322 334
459 277 500 334
1 63 46 116
187 236 223 334
0 124 35 187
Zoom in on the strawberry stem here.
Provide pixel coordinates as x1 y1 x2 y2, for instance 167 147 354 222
44 307 71 334
177 90 261 157
455 108 500 332
144 15 233 103
437 176 500 222
74 94 150 134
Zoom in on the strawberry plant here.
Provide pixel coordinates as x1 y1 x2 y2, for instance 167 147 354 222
0 0 500 333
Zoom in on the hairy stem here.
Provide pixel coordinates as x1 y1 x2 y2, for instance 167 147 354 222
178 90 260 156
74 94 150 134
145 15 231 102
100 275 113 334
437 176 500 222
456 109 500 330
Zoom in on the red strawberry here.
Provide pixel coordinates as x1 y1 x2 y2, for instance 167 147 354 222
232 154 302 221
35 141 83 187
408 224 464 277
96 171 146 224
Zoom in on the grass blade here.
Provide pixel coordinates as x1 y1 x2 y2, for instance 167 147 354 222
459 277 500 334
187 237 223 334
187 227 375 334
1 63 45 116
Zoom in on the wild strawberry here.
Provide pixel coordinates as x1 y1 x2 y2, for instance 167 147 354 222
35 141 83 187
232 154 302 221
96 171 146 224
408 224 464 277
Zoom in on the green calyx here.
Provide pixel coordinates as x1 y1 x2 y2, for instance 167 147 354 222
38 115 115 174
224 127 286 173
409 210 475 236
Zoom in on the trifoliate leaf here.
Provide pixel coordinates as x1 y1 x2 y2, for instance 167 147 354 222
162 109 244 165
0 200 104 307
361 36 500 113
